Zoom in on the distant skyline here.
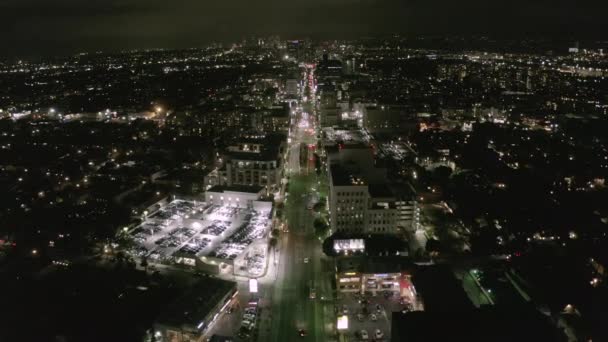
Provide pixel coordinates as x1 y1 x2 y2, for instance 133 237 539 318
2 0 607 57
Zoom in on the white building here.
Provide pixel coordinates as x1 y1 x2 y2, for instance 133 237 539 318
218 134 286 195
327 143 399 234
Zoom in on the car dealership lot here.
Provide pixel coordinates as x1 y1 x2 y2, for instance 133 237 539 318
126 198 271 276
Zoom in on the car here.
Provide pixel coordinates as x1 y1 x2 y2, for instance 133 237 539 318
375 329 384 339
298 329 307 337
370 313 377 321
237 327 250 338
303 257 309 263
360 330 369 340
241 321 253 330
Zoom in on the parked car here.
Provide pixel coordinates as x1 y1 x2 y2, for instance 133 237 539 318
360 330 369 340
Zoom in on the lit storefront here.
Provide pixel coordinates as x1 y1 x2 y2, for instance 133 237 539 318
336 256 416 299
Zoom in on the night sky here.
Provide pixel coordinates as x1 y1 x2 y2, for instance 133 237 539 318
2 0 607 57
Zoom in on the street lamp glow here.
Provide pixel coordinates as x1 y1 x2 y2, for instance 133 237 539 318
337 315 348 330
249 278 258 293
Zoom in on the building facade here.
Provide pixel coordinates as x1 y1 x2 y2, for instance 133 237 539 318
328 144 401 235
218 134 286 195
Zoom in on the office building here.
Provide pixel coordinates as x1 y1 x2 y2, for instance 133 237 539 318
328 144 400 234
218 133 286 195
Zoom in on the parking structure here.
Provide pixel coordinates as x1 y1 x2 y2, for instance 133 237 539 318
126 194 272 277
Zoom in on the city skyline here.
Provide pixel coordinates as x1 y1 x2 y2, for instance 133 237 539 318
2 0 608 57
1 3 608 340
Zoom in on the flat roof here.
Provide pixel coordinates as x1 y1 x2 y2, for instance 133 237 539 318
337 256 414 275
368 183 394 198
227 150 279 162
330 164 366 187
413 265 473 312
226 133 286 161
207 185 264 194
156 278 236 328
322 128 370 145
391 306 559 342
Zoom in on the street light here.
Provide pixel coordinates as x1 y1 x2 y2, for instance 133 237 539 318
337 315 348 330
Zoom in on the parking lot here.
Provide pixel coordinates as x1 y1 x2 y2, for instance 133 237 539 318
126 198 272 276
336 291 419 341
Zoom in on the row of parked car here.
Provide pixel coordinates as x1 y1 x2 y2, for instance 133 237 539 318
356 329 384 340
237 305 258 339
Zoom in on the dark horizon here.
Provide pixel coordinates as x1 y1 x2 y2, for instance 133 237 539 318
3 0 608 58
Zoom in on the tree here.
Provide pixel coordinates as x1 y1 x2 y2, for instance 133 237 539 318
433 166 453 190
313 218 330 239
426 238 441 257
140 257 148 272
313 197 326 212
271 229 280 238
269 237 278 248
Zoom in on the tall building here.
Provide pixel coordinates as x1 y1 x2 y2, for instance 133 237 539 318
328 144 400 234
317 54 343 84
218 133 286 195
286 40 302 61
286 79 299 98
343 56 357 75
251 106 290 133
319 84 340 127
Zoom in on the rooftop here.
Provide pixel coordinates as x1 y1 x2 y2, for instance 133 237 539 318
207 185 265 194
156 278 236 328
368 183 395 198
322 128 370 146
336 256 415 275
330 164 367 187
391 306 559 342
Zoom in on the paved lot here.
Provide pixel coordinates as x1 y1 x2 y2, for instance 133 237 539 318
336 291 418 341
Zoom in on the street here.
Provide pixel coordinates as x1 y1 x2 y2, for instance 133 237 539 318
257 67 336 342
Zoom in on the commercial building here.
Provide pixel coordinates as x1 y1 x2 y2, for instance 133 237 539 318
251 106 289 134
286 40 302 61
285 79 299 98
328 143 401 234
154 278 237 342
204 185 267 209
317 54 343 82
128 190 272 277
360 104 417 134
390 307 559 342
335 256 416 298
319 84 340 127
218 133 286 195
